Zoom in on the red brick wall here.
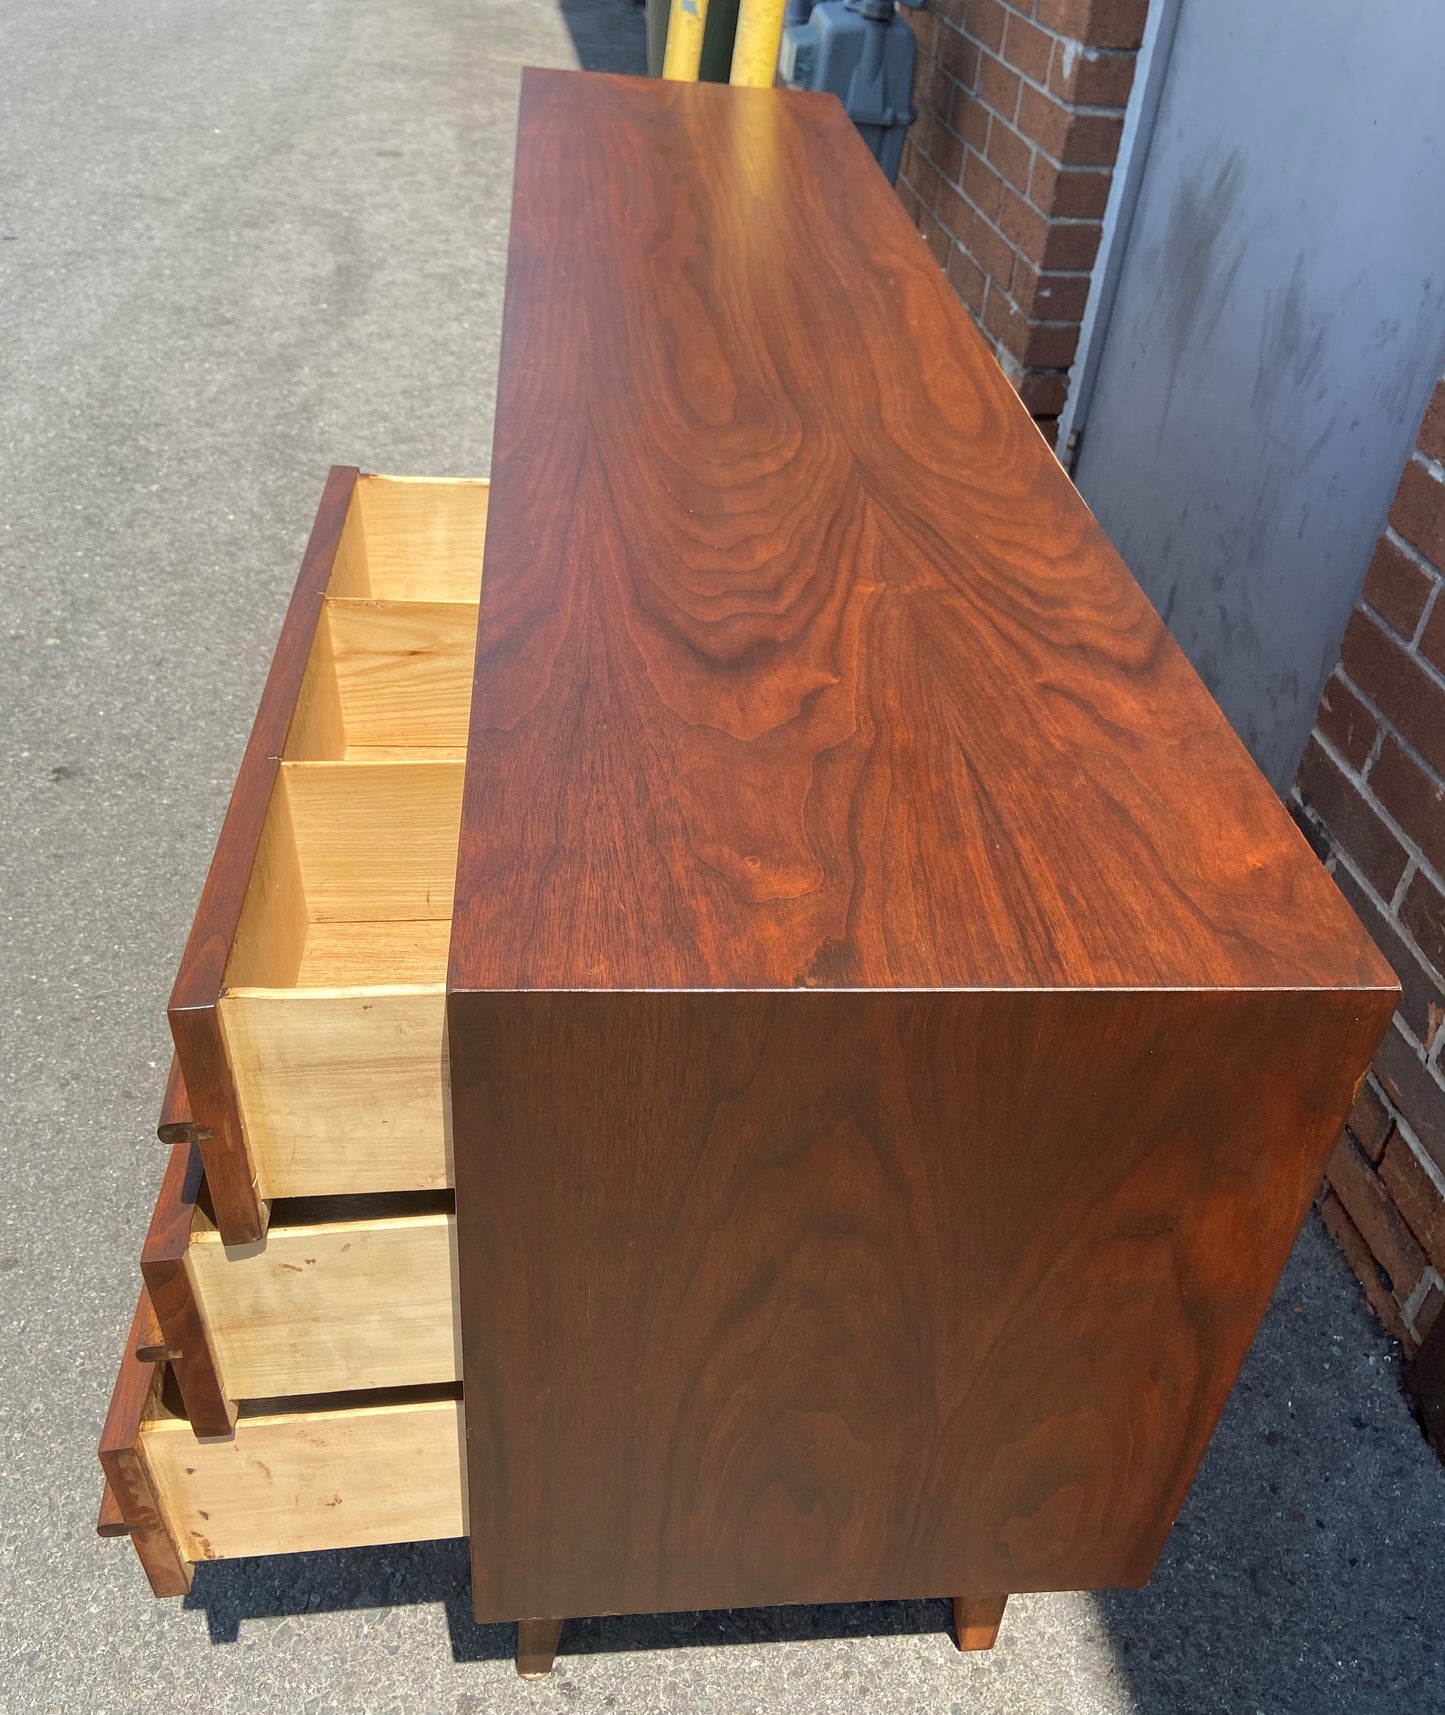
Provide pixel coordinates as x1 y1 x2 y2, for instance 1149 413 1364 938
1291 373 1445 1353
896 0 1148 444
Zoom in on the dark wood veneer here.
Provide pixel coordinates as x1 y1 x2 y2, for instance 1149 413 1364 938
141 1134 234 1439
156 1054 192 1147
450 74 1384 999
97 1291 191 1597
454 987 1385 1618
97 1481 129 1539
167 466 358 1242
448 71 1396 1627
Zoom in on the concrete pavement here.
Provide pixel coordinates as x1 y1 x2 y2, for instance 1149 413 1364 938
2 2 1443 1709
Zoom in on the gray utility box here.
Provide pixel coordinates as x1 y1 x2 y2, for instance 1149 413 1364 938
779 0 920 184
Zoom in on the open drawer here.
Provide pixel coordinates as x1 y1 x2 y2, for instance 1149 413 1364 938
99 1290 465 1595
167 470 487 1243
142 1132 459 1436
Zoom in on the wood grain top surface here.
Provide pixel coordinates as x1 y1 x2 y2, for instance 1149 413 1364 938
450 69 1393 997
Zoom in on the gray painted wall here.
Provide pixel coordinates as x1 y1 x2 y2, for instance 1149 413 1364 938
1073 0 1445 792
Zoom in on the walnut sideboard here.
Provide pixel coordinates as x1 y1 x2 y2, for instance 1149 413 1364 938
99 70 1397 1678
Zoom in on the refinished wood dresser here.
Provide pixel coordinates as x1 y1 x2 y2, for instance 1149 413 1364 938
99 70 1398 1678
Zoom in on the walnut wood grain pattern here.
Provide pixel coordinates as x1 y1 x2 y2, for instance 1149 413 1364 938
452 987 1389 1620
156 1055 191 1146
450 73 1398 1624
141 1138 236 1439
169 466 358 1243
97 1291 192 1596
449 73 1391 998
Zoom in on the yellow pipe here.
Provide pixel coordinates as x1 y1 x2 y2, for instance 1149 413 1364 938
730 0 786 86
662 0 711 80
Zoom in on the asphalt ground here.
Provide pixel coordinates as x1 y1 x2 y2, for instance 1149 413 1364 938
2 2 1444 1709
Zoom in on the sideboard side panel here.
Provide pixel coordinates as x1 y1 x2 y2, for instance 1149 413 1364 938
450 984 1389 1622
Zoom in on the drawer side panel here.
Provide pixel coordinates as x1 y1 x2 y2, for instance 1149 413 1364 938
218 989 450 1198
141 1398 466 1561
450 984 1390 1621
187 1212 459 1397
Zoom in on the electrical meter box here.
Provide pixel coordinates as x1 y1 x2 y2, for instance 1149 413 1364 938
779 0 920 184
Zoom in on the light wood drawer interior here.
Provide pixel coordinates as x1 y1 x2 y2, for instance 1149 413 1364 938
186 1193 459 1400
293 600 479 761
288 476 486 762
116 477 485 1588
216 475 487 1200
141 1383 466 1564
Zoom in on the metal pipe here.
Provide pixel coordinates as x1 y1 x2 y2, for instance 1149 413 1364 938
663 0 712 80
730 0 787 86
646 0 671 77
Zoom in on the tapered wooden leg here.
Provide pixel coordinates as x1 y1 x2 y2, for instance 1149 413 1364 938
952 1594 1007 1652
516 1617 564 1679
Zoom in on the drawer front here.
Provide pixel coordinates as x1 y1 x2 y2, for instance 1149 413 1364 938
166 471 487 1243
143 1134 459 1434
99 1289 465 1593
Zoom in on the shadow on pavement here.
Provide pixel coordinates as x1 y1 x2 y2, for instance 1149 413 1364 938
183 1538 951 1662
1098 1216 1445 1715
182 1219 1445 1706
556 0 648 76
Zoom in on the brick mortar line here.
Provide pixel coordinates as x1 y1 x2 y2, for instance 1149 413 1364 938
992 0 1146 54
1300 771 1419 941
1395 1107 1445 1204
961 178 1110 238
1389 1008 1445 1089
1415 580 1442 651
912 78 1121 216
1389 857 1417 918
1360 716 1389 779
1026 213 1105 229
1383 521 1445 585
924 29 1133 147
1400 1267 1443 1341
957 187 1106 323
948 33 1135 123
1313 714 1445 893
1308 728 1445 987
1359 601 1445 703
1360 593 1429 656
1333 662 1445 800
1321 1138 1438 1334
1413 447 1445 485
